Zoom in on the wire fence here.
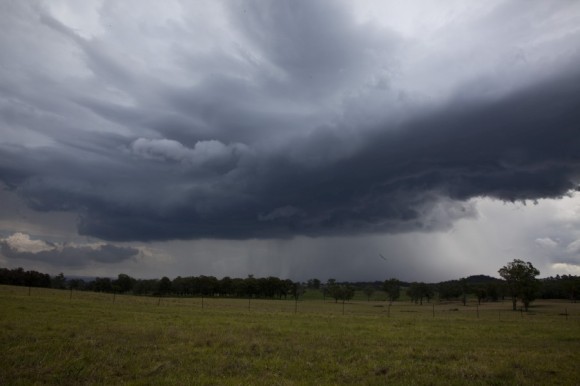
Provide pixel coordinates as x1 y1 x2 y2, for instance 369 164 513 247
3 284 578 324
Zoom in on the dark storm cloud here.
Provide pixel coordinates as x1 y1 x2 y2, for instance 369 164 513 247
0 233 139 267
228 1 397 94
1 1 579 242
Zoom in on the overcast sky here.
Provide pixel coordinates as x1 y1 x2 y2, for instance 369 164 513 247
1 0 580 283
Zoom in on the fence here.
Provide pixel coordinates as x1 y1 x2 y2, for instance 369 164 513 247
3 284 578 324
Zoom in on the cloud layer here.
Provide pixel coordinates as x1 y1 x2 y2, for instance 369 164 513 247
1 1 579 242
0 232 139 267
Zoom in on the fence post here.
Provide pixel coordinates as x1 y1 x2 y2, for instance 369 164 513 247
477 305 479 319
432 303 435 318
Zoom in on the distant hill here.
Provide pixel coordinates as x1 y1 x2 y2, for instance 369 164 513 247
464 275 503 285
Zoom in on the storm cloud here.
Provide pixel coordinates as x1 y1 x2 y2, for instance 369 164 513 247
1 1 579 243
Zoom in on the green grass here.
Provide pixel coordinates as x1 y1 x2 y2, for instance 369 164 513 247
1 285 579 385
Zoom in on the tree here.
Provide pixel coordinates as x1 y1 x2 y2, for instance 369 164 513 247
198 275 218 296
438 281 462 300
407 283 421 304
383 278 401 303
562 275 580 302
280 279 293 299
326 279 338 302
93 277 113 292
290 282 305 300
157 276 172 296
51 273 66 289
171 276 188 295
307 278 321 289
67 278 86 290
113 273 135 294
474 286 487 305
326 280 354 304
498 259 540 311
407 282 433 305
244 275 258 298
363 285 375 301
327 282 340 303
419 282 434 303
336 284 355 304
220 276 234 297
132 279 157 295
486 282 500 302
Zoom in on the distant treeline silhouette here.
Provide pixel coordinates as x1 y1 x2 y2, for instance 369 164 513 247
1 266 578 302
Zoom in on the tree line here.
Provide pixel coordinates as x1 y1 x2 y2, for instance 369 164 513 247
1 260 579 310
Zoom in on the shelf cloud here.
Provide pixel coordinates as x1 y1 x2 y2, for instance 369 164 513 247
1 1 579 280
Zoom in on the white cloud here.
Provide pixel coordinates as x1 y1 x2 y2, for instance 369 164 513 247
535 237 558 249
3 232 54 253
0 232 141 268
551 263 580 275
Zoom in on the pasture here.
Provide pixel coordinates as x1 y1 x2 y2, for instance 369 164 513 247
1 285 579 385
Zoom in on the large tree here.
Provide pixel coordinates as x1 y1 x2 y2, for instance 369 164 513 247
383 278 401 303
498 259 540 311
307 278 321 289
157 276 172 296
113 273 135 293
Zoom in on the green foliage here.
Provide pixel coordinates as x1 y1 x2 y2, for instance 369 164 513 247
289 282 305 300
499 259 540 311
307 278 321 289
383 278 401 302
0 267 51 288
407 282 434 305
113 273 135 293
326 280 355 303
473 286 487 305
438 281 462 300
132 279 157 295
540 275 580 302
93 277 113 292
50 273 66 290
3 267 580 310
157 276 172 295
362 285 375 301
486 282 501 302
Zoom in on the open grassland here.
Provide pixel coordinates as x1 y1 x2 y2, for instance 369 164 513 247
1 285 579 385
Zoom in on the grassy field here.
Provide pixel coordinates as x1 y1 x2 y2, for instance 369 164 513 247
1 285 579 385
